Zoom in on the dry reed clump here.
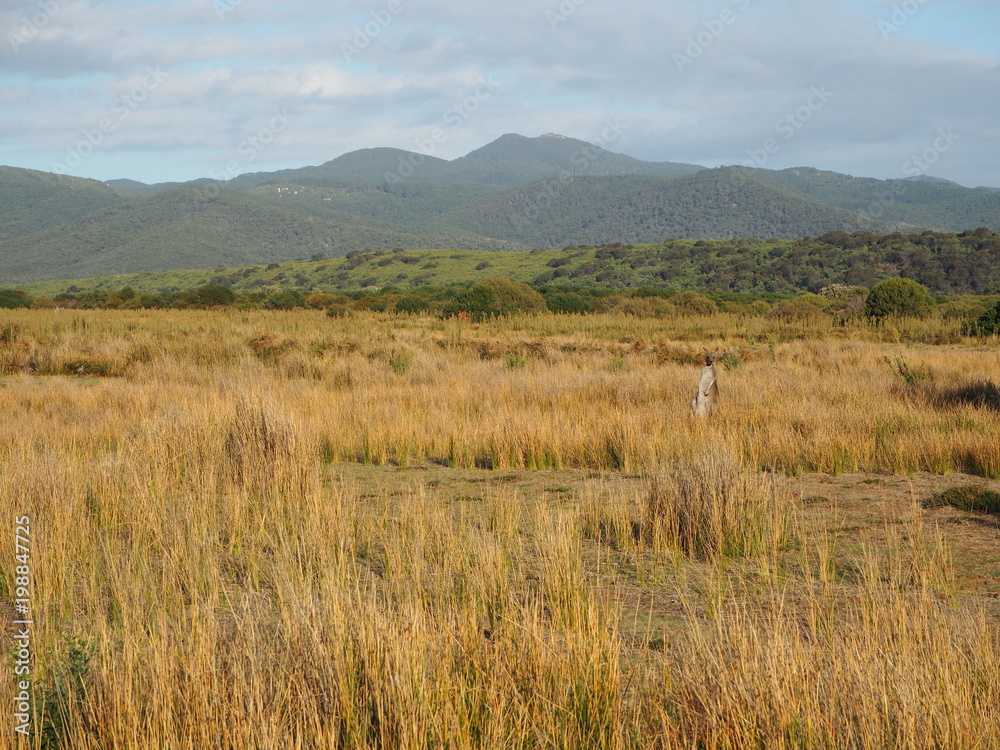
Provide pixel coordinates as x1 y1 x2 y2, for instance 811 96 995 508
221 396 306 494
644 450 786 558
655 546 1000 749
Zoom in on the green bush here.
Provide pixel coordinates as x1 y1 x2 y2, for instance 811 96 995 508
964 299 1000 335
544 291 595 314
475 277 547 315
0 289 30 309
188 284 235 307
266 290 306 310
394 294 431 314
864 278 935 320
387 348 413 375
504 353 527 370
938 299 987 321
445 278 546 321
885 356 928 388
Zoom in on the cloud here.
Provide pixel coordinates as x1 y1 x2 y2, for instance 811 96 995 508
0 0 996 186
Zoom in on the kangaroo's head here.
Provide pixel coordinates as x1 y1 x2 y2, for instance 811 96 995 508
703 347 720 366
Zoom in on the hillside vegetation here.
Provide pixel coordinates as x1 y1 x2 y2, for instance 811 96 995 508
0 166 126 241
0 185 526 284
3 133 1000 284
14 230 1000 300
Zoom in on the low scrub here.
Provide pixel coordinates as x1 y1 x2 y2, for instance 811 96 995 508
924 485 1000 513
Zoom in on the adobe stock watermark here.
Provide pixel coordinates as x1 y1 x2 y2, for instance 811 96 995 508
8 0 70 53
187 107 294 207
744 85 834 169
341 0 403 60
51 66 169 174
214 0 246 21
878 0 930 39
546 0 586 31
674 0 752 73
858 126 960 226
509 116 627 231
385 75 501 184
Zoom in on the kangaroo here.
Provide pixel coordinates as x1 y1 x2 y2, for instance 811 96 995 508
691 348 720 417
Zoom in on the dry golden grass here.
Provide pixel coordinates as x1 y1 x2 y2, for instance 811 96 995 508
0 307 997 748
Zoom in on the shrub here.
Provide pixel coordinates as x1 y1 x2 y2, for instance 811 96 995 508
325 303 351 318
266 290 306 310
599 295 673 318
445 278 546 321
387 348 413 375
188 284 235 307
394 295 431 314
475 277 547 315
669 291 717 316
544 291 595 314
0 289 29 309
939 299 988 320
885 356 928 388
39 635 95 748
504 353 526 370
924 485 1000 513
766 297 828 323
964 299 1000 335
305 292 341 309
865 278 935 320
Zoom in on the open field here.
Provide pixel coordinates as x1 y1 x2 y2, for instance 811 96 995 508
1 308 999 748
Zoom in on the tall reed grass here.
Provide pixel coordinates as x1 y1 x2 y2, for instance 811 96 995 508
0 308 996 747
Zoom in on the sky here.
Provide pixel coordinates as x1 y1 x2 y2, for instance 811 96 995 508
1 0 998 187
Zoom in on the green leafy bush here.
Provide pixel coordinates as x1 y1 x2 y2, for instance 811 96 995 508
0 289 30 309
445 278 546 320
963 299 1000 335
504 353 527 369
885 356 928 388
387 348 413 375
394 294 431 314
544 291 596 314
864 278 935 320
188 284 235 307
266 290 306 310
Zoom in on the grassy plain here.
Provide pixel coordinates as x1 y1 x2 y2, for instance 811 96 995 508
0 308 998 748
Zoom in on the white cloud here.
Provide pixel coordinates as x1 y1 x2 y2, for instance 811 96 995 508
0 0 996 186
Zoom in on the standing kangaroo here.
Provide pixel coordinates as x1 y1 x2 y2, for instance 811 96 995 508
691 348 720 417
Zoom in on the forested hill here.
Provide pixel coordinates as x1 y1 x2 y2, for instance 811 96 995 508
2 133 1000 284
17 230 1000 299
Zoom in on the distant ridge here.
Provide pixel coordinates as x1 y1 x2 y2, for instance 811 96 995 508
209 133 704 190
1 133 998 283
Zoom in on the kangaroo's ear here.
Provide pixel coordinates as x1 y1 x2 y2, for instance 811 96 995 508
711 347 719 354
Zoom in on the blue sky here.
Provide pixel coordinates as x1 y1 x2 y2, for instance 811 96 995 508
1 0 998 187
